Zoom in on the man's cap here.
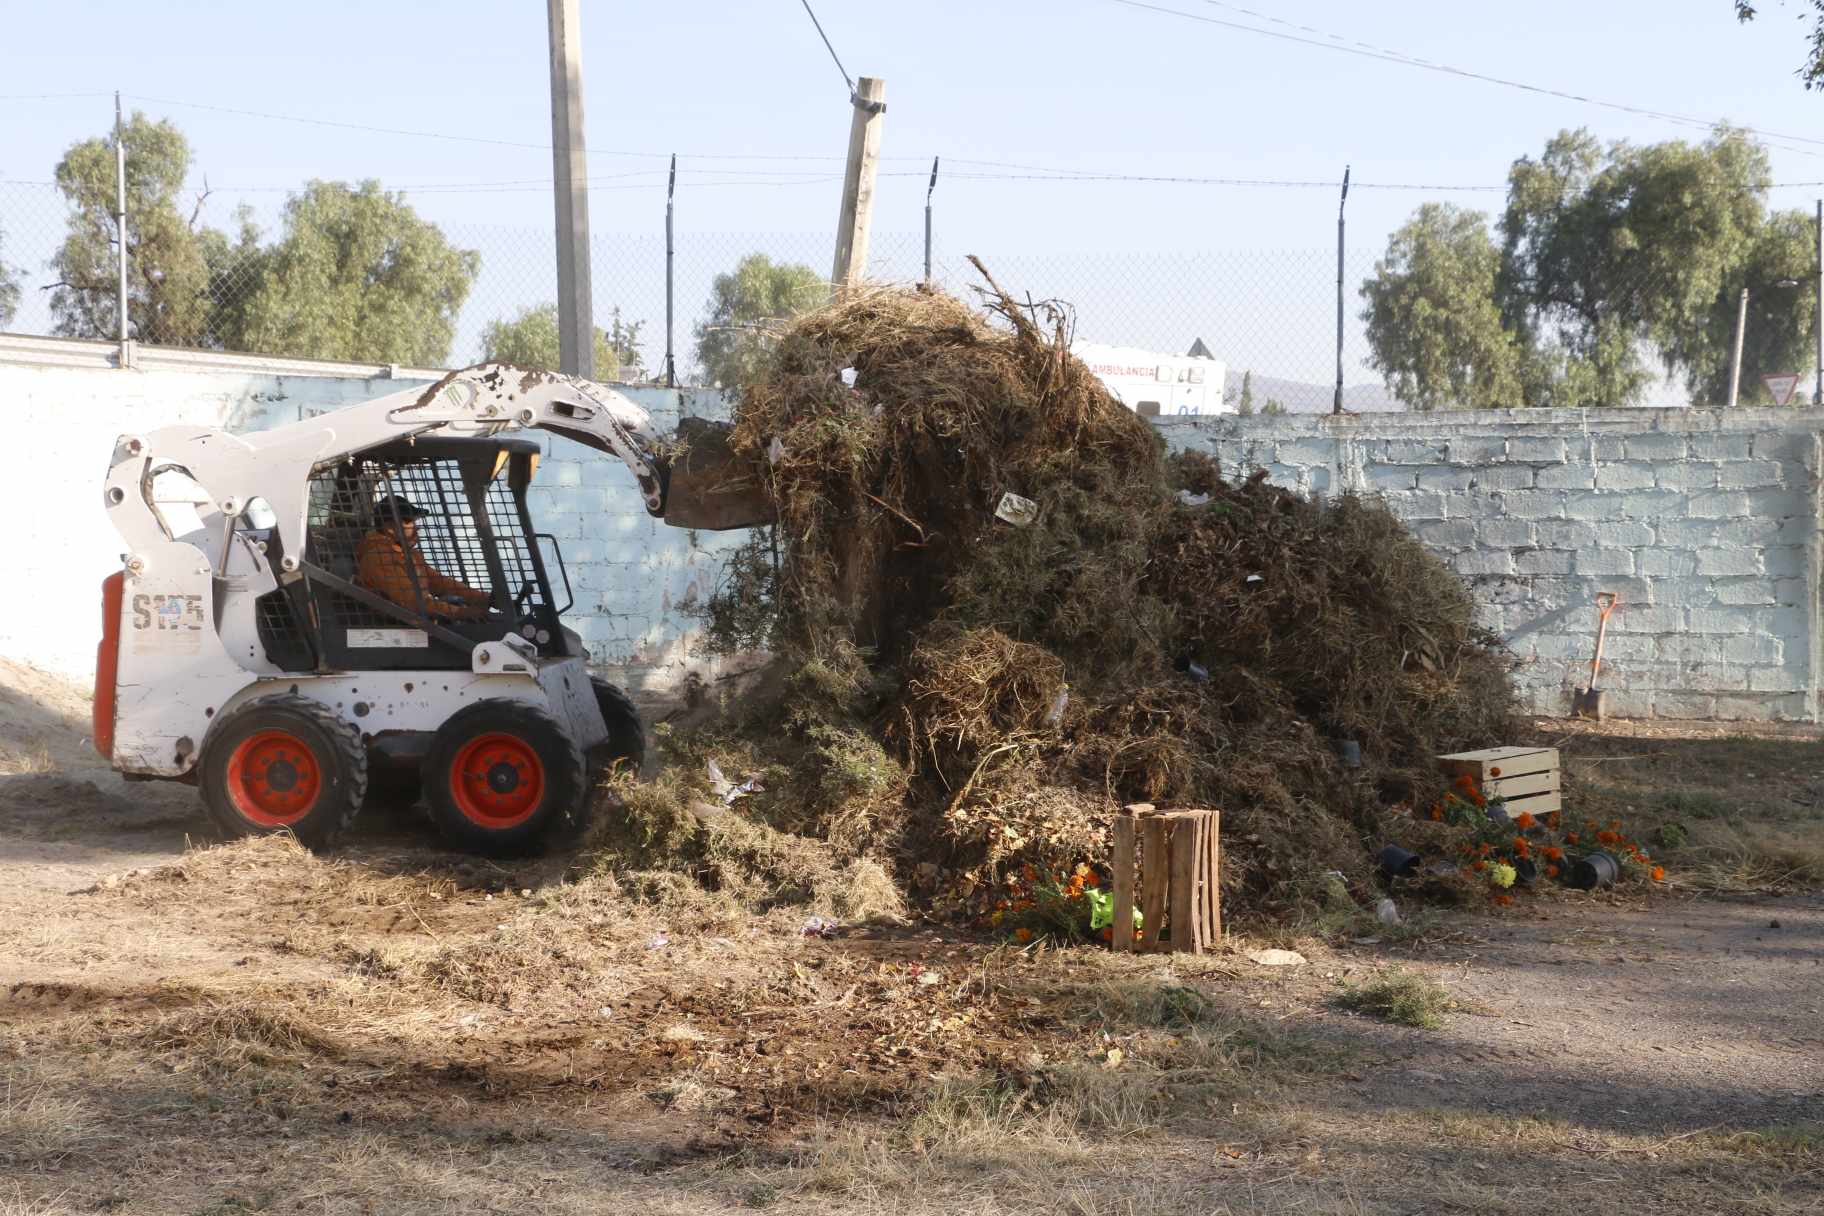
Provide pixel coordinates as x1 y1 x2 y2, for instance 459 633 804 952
374 494 428 522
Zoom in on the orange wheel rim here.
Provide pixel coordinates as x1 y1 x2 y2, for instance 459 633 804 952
449 733 545 829
225 730 322 827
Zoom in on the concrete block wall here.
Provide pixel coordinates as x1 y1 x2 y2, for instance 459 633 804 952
1 356 754 705
1158 410 1824 721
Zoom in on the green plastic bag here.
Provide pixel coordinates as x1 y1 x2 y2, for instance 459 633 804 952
1086 887 1142 931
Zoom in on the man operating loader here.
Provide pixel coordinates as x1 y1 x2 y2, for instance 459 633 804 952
356 495 493 622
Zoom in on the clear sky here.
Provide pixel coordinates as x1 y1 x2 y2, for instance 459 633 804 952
3 0 1821 388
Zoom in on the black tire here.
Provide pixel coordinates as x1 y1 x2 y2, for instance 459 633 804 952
590 678 647 776
422 700 585 857
199 694 366 849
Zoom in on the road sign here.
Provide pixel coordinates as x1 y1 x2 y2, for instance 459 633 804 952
1761 372 1801 406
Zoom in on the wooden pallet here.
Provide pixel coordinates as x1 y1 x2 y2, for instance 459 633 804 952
1110 806 1220 954
1438 746 1561 817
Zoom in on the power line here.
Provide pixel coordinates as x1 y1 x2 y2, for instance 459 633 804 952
0 92 114 101
1096 0 1824 158
796 0 856 92
120 93 922 163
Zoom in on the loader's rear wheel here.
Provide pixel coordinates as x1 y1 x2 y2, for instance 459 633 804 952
424 701 584 857
590 678 646 777
200 696 366 849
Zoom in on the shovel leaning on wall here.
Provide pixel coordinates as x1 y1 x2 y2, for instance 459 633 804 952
1572 592 1618 720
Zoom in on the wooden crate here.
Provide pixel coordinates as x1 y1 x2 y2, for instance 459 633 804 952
1110 806 1220 954
1438 746 1561 817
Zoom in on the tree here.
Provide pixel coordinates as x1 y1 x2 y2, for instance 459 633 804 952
481 303 646 380
1691 209 1818 404
1236 369 1255 416
694 253 825 387
1735 1 1824 89
0 220 20 329
233 181 478 366
1260 398 1287 416
1500 127 1792 406
50 112 217 345
1360 203 1524 409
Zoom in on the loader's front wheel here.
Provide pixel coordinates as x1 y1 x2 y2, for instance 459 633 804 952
200 696 367 849
424 701 585 857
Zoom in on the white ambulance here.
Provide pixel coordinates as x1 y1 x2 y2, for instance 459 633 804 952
1073 343 1229 417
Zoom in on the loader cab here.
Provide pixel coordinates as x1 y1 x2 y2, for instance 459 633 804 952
253 437 575 673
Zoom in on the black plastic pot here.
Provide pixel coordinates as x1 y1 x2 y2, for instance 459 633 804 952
1512 857 1538 887
1565 850 1620 890
1377 845 1422 880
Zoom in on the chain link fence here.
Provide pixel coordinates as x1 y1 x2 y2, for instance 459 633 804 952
0 174 1734 410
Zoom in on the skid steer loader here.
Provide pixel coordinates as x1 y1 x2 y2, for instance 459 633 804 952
92 363 767 856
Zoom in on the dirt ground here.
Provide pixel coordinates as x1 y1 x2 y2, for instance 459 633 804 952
3 657 1821 1215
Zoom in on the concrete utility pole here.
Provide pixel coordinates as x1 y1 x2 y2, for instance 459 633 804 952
547 0 594 378
1728 287 1750 408
1816 199 1822 407
831 77 886 292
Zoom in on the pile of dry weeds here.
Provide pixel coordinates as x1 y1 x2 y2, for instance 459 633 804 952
608 263 1515 920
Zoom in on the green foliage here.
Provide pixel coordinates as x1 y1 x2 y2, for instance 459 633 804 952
234 181 478 365
1364 126 1815 408
1736 1 1824 90
0 219 19 328
480 302 645 379
1236 369 1255 416
1360 203 1523 410
694 253 826 387
1259 397 1287 416
48 117 480 365
51 112 217 345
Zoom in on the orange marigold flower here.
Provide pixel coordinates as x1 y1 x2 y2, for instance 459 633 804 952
1472 860 1488 872
1021 864 1038 882
1546 812 1562 829
1014 927 1033 943
1596 830 1619 846
1545 864 1560 878
1429 806 1444 821
1099 926 1114 942
1651 865 1665 882
1543 846 1563 861
1513 838 1531 858
1565 832 1579 845
1478 843 1492 857
1492 893 1514 906
1514 811 1537 830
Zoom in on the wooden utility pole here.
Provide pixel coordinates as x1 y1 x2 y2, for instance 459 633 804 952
547 0 594 378
831 77 886 292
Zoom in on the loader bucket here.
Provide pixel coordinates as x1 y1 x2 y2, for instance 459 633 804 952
661 418 775 531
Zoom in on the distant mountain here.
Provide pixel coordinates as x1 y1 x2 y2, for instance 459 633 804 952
1224 370 1402 414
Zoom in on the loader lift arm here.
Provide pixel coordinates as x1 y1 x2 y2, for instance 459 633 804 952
102 362 764 585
